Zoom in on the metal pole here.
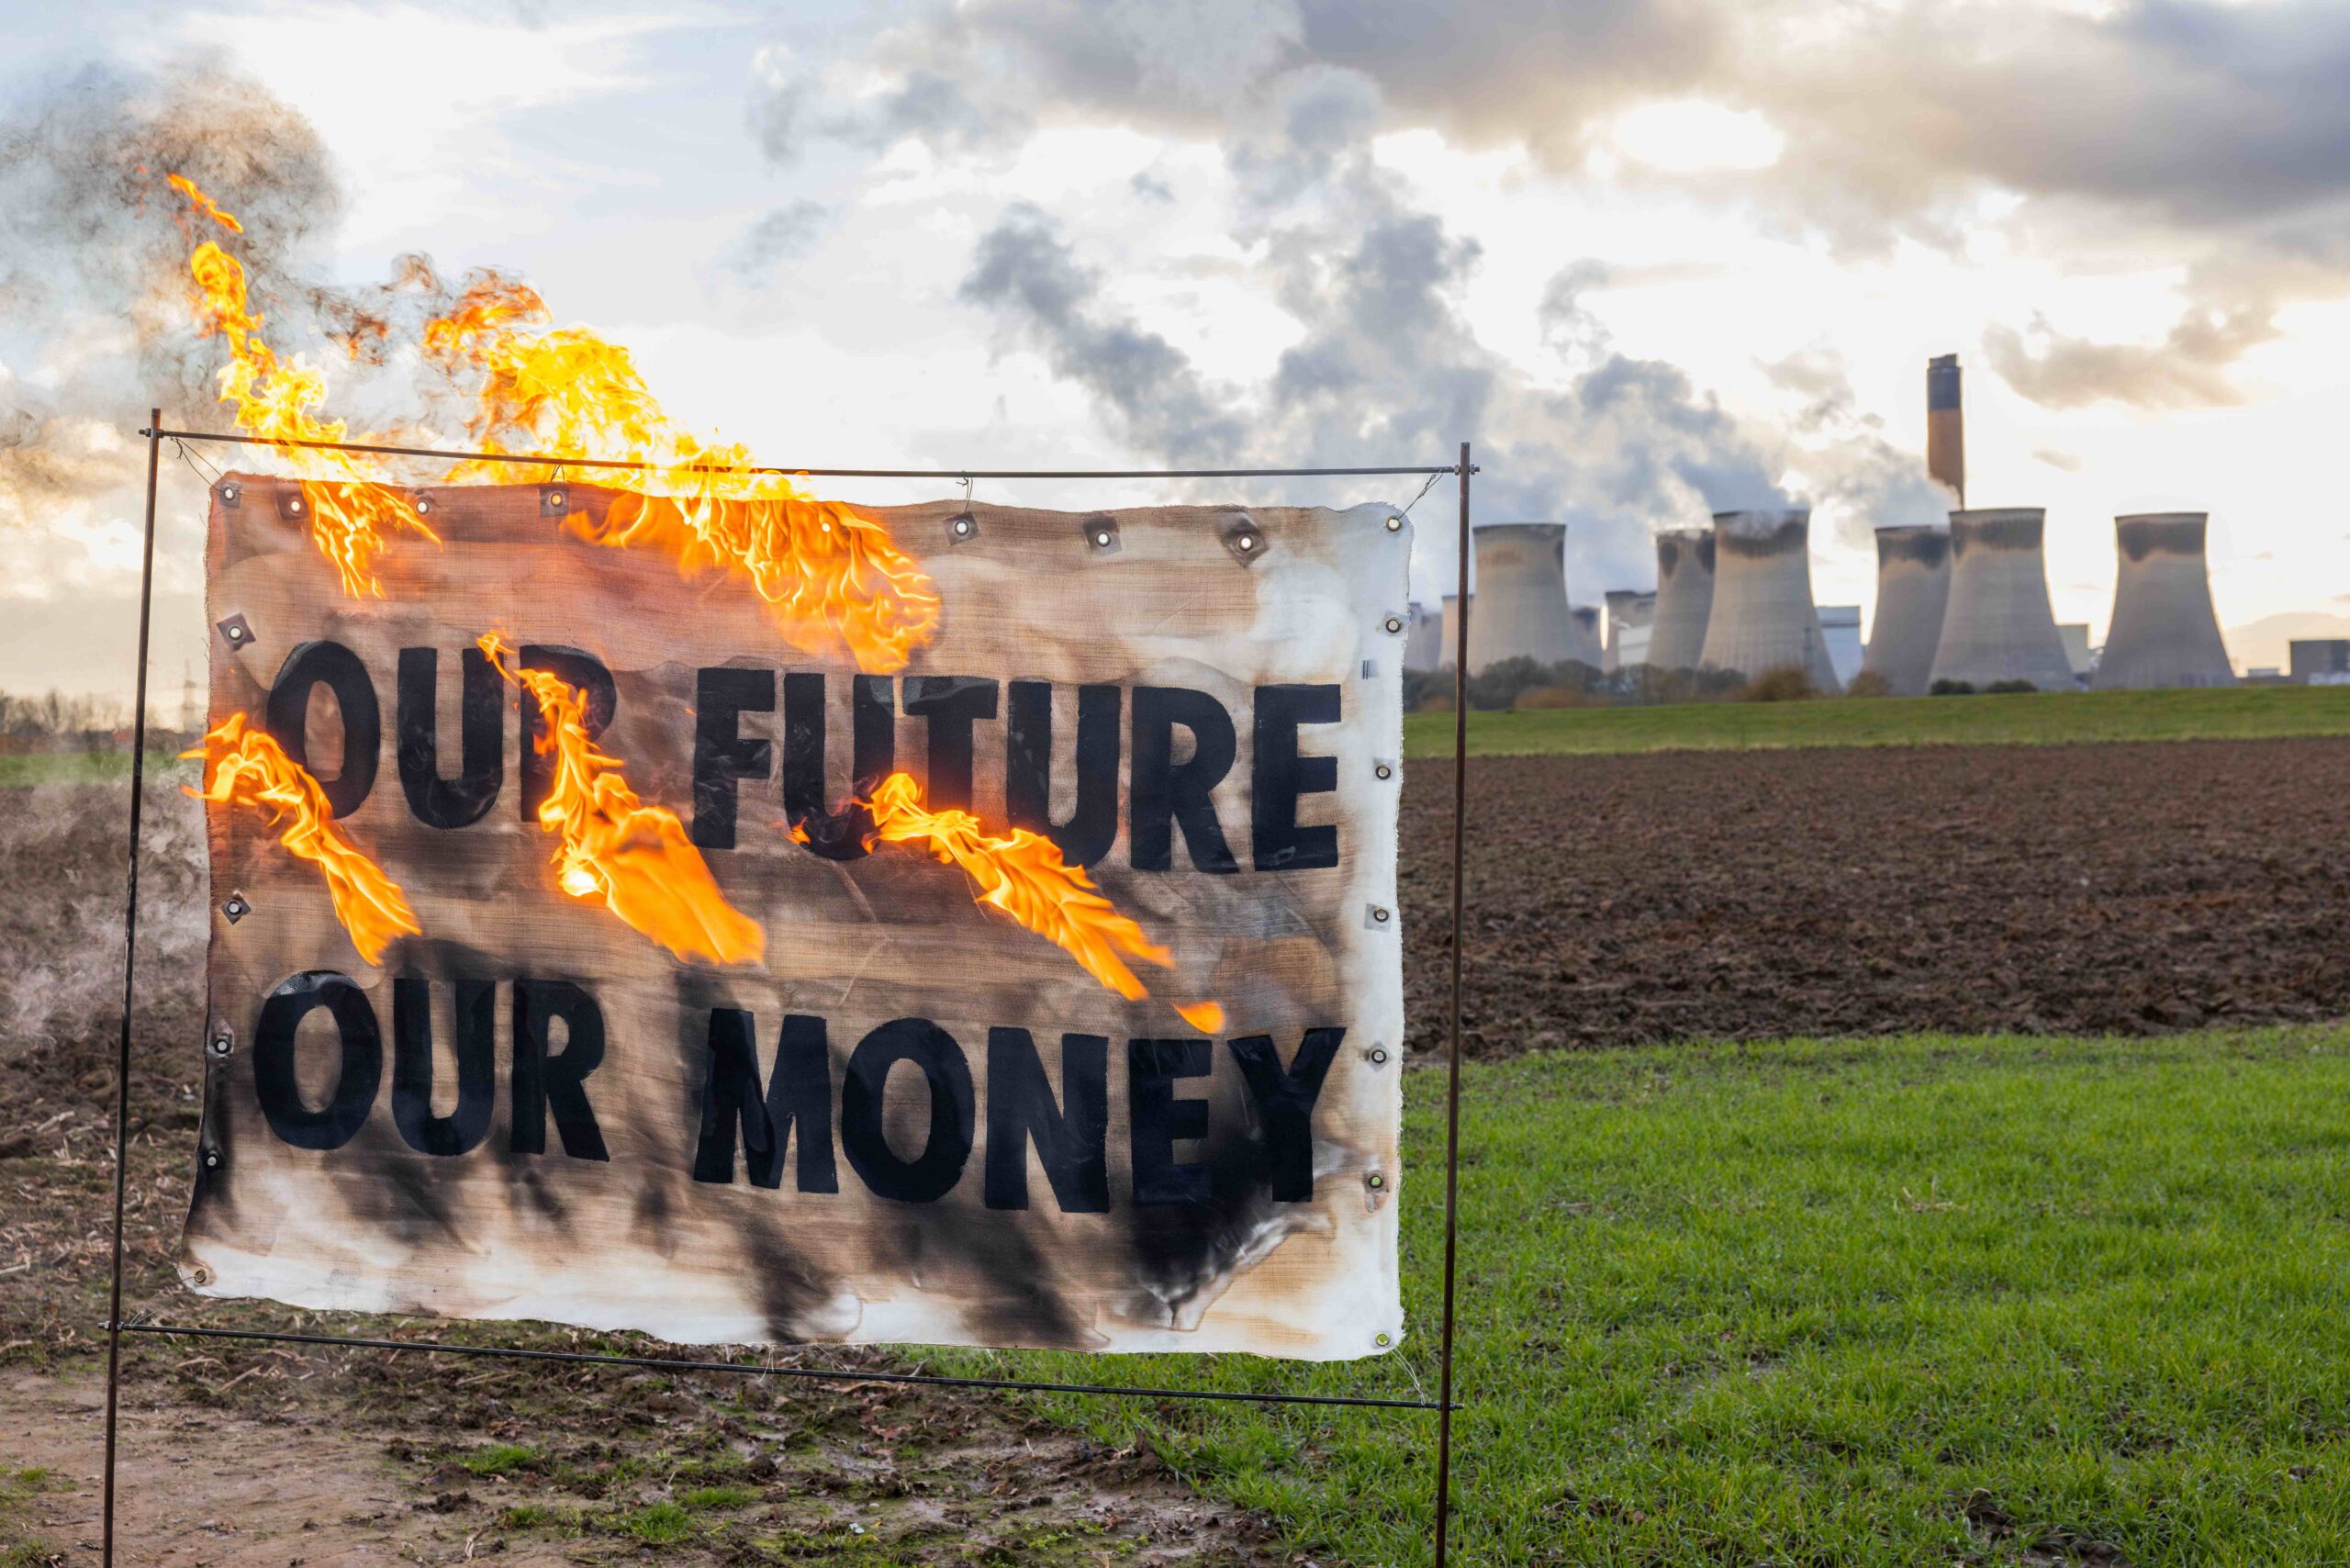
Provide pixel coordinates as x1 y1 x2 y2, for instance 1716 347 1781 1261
1432 441 1471 1566
102 411 164 1567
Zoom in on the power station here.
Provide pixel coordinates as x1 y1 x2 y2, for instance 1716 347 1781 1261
1644 528 1716 671
1440 593 1470 670
1698 509 1841 691
1568 605 1604 668
2093 513 2236 689
1604 589 1656 672
1860 525 1950 696
1465 523 1578 673
1928 508 2076 691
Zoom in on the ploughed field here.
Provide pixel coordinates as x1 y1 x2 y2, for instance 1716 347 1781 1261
1398 737 2350 1058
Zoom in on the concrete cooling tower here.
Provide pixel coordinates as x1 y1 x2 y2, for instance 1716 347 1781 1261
1439 594 1470 668
1859 525 1950 696
1697 510 1841 691
1644 529 1716 670
1928 508 2076 691
1404 603 1442 672
2093 513 2236 689
1465 523 1577 673
1568 606 1605 667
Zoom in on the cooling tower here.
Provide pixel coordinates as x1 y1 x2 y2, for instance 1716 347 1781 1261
1465 523 1577 673
1928 508 2076 691
1438 593 1470 668
1859 525 1950 695
2093 513 2236 689
2058 623 2093 679
1927 353 1964 505
1603 589 1655 673
1403 603 1442 672
1697 510 1841 691
1568 606 1604 667
1644 529 1715 670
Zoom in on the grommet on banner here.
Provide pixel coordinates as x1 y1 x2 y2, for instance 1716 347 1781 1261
1221 512 1266 565
207 1030 234 1059
275 488 306 521
1367 1047 1390 1067
541 486 569 516
947 512 979 544
1080 514 1122 554
1364 903 1393 930
1365 1171 1386 1192
1383 614 1405 635
190 1267 211 1287
216 613 253 649
1374 761 1395 781
221 893 249 924
217 482 241 508
414 492 434 515
1384 514 1404 532
200 1149 220 1170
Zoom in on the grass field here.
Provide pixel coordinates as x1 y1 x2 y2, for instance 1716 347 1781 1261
954 1025 2350 1566
0 751 186 788
1402 683 2350 758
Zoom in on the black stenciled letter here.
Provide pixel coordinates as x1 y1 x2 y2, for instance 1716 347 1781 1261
510 979 610 1160
396 646 501 828
901 675 998 812
390 977 496 1157
1251 684 1341 872
784 672 895 859
1128 1037 1211 1205
984 1028 1108 1213
1005 682 1120 868
1227 1027 1344 1201
518 645 616 823
691 666 776 849
693 1009 839 1192
265 641 380 818
840 1018 972 1203
252 969 381 1151
1128 687 1238 873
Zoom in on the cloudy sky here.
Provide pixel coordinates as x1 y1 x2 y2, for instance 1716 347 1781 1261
6 0 2349 700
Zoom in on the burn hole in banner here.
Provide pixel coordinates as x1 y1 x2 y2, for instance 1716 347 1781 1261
184 477 1408 1359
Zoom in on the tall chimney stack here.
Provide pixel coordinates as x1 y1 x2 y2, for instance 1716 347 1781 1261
1927 353 1964 506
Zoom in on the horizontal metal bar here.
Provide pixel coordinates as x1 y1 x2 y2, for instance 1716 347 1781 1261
117 1322 1450 1411
141 426 1472 480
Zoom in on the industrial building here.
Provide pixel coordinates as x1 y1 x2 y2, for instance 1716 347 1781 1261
1465 523 1581 674
1860 525 1951 696
1604 589 1656 673
2092 513 2236 690
1644 528 1716 671
1698 509 1841 691
2290 640 2350 684
1819 606 1863 689
1928 508 2076 691
2058 624 2094 681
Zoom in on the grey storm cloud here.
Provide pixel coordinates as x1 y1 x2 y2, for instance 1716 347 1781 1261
753 0 2350 410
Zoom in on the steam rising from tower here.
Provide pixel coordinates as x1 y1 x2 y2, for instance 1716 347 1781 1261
1644 528 1716 672
1929 509 2076 691
1860 525 1951 696
1927 353 1964 506
2093 513 2236 689
1698 510 1840 691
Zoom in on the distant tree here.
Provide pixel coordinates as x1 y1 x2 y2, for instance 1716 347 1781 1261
1844 670 1893 699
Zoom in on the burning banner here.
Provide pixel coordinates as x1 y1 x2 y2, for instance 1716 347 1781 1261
183 476 1409 1358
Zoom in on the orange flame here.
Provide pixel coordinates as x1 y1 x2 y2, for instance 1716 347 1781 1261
425 282 940 673
479 633 765 967
168 174 438 597
183 713 421 964
852 771 1222 1031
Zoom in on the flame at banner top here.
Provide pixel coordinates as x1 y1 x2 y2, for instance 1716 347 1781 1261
184 713 421 964
169 175 438 598
852 771 1223 1033
426 284 940 673
479 633 765 967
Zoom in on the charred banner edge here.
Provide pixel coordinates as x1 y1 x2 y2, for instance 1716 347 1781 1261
112 1322 1452 1410
145 425 1468 481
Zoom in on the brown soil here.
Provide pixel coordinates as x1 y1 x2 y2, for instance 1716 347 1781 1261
1398 739 2350 1057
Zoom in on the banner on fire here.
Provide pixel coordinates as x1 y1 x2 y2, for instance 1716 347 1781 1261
181 476 1409 1360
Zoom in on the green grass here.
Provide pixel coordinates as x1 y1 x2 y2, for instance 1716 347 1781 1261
457 1441 543 1476
612 1500 697 1545
0 751 190 787
1401 683 2350 758
951 1025 2350 1565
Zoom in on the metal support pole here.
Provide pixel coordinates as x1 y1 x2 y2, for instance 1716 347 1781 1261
102 411 165 1566
1432 441 1471 1566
